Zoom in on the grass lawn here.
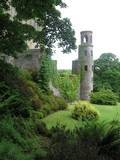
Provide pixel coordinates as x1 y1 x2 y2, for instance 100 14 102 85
94 104 120 121
42 103 120 130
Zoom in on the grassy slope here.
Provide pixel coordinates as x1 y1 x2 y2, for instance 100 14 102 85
42 103 120 130
95 104 120 121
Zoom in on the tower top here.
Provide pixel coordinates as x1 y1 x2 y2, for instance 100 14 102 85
80 31 93 45
81 31 92 34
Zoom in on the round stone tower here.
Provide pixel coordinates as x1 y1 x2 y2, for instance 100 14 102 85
79 31 93 100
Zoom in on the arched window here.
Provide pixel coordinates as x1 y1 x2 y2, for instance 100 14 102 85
83 35 88 43
83 37 86 43
92 65 94 71
85 65 88 71
91 50 93 56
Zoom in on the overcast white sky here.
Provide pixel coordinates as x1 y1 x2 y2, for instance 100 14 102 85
52 0 120 69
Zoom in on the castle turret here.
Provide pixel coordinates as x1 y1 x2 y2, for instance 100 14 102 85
79 31 93 100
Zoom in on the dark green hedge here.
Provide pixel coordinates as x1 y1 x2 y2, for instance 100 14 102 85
90 89 118 105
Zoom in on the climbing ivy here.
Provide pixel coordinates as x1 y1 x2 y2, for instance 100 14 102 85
38 54 57 92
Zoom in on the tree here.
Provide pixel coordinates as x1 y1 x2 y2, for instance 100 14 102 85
53 70 80 102
0 0 76 57
94 53 120 99
37 53 53 92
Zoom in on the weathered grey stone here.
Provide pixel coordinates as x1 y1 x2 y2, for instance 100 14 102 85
49 81 60 97
14 49 41 71
72 60 80 74
79 31 93 100
72 31 94 100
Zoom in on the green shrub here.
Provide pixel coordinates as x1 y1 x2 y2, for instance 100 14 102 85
31 111 44 120
0 89 31 117
71 101 100 121
40 94 67 114
19 69 32 80
0 116 48 160
55 97 68 110
0 60 67 118
90 89 118 105
53 70 80 102
47 121 120 160
22 80 67 113
41 104 52 116
35 120 50 136
38 54 53 92
0 117 26 147
32 148 47 160
0 140 32 160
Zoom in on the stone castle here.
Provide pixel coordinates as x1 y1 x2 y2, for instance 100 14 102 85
5 6 43 71
72 31 94 100
12 30 93 101
3 28 93 100
8 7 94 101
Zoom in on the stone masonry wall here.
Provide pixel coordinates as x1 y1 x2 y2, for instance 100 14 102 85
14 49 41 71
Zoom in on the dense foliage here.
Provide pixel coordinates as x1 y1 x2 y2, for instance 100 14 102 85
0 0 73 153
53 70 80 102
0 0 76 57
71 101 100 121
90 89 118 105
37 54 57 92
0 59 67 159
2 1 120 160
0 60 67 117
94 53 120 100
0 60 120 160
0 115 48 160
47 121 120 160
